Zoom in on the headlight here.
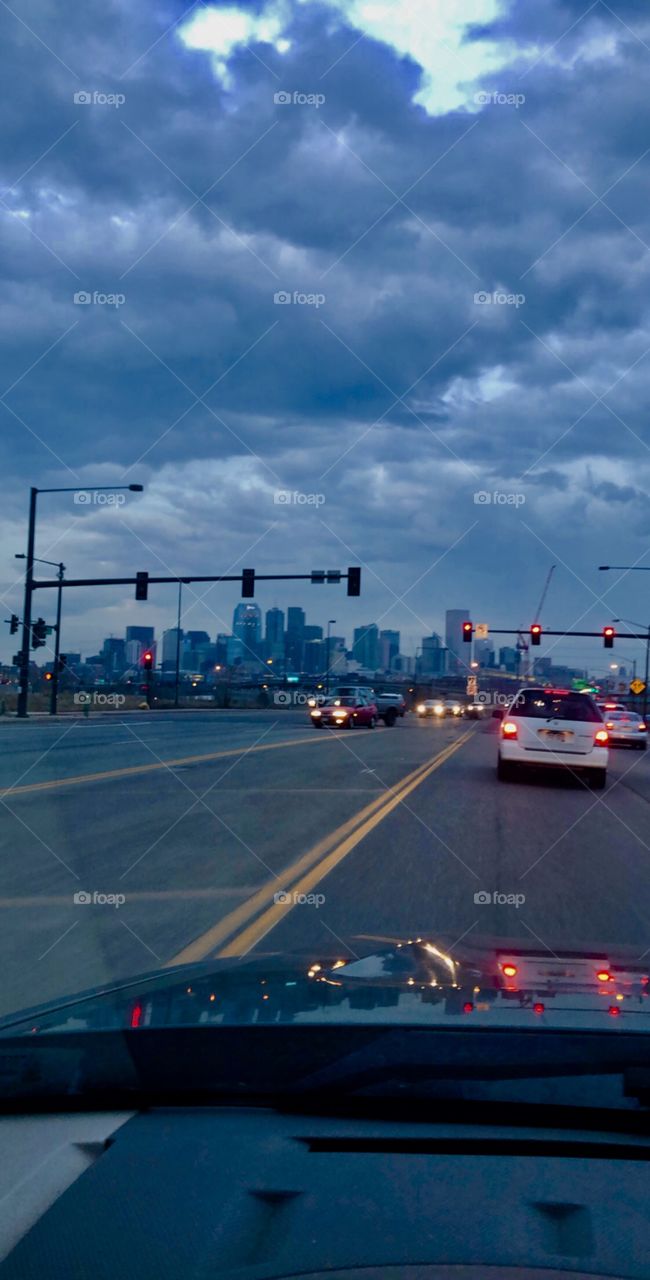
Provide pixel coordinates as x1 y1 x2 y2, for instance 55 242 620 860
434 704 444 714
311 709 321 717
417 704 426 713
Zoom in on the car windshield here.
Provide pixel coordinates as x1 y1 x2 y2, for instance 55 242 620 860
3 0 650 1120
512 691 602 722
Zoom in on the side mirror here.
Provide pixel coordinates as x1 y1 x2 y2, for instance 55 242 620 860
492 708 504 720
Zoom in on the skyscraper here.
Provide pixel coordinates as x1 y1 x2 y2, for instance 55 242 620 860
285 607 305 671
233 603 262 659
445 609 470 673
265 608 285 647
353 624 379 671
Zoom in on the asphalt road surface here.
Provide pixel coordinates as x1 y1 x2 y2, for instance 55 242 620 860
1 708 649 1018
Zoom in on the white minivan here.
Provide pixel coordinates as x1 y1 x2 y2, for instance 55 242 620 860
496 687 609 788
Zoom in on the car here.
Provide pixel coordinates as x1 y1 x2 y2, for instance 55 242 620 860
330 686 400 726
310 694 378 729
443 698 464 717
375 690 406 716
603 709 647 749
596 701 626 715
416 699 442 717
465 702 485 719
496 686 609 787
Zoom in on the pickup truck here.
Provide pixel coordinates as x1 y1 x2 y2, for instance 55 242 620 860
330 686 404 726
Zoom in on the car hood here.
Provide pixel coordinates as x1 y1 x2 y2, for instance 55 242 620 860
1 935 648 1036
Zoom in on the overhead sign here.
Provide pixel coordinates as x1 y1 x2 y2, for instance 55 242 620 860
630 678 646 695
466 676 477 695
475 623 489 639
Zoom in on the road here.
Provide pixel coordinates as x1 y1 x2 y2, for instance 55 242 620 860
1 708 650 1018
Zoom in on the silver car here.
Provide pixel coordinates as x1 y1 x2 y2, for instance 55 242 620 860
602 710 647 750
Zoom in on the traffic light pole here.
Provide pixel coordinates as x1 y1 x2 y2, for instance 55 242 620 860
17 487 37 719
49 563 64 717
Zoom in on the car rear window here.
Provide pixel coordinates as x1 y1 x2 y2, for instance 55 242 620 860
512 691 602 722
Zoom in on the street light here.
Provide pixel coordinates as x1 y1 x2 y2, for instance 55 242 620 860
326 619 336 695
15 554 65 715
612 616 650 721
16 483 143 717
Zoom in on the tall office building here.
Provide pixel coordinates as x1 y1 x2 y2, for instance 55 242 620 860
101 638 125 676
162 628 182 667
265 608 285 646
353 624 379 671
418 634 446 675
126 626 154 646
285 607 305 671
445 609 470 673
379 630 400 669
233 603 262 657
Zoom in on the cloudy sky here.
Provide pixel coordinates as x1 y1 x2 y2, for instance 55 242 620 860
1 0 650 667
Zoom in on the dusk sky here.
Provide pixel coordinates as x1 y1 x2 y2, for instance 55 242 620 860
2 0 650 668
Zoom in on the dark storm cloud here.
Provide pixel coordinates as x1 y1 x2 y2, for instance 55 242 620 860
1 0 650 656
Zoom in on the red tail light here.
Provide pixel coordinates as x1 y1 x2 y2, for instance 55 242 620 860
501 721 518 739
639 723 647 731
594 729 609 746
462 1002 474 1014
502 963 518 978
596 970 612 983
533 1002 545 1015
130 1002 143 1028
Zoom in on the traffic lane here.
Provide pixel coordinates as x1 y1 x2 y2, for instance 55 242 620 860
0 715 458 1015
0 711 327 790
248 721 650 962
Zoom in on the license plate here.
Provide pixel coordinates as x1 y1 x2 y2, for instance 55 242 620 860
538 728 572 741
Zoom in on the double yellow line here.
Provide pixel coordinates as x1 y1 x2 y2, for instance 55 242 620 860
170 726 474 964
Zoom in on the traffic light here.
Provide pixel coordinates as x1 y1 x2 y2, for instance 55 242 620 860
462 622 473 643
530 624 542 646
44 672 53 682
31 618 47 649
135 571 148 601
142 650 154 671
347 567 361 597
241 568 255 598
9 614 19 635
603 626 615 649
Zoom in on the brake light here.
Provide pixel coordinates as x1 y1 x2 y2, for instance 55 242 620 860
596 970 612 983
605 722 614 729
501 721 518 739
594 729 609 746
130 1002 143 1028
462 1002 474 1014
639 723 647 731
608 1005 621 1017
533 1002 545 1015
502 963 518 978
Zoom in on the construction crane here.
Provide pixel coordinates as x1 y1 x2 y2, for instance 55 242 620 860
517 565 556 679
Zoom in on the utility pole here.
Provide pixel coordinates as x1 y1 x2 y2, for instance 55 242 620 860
50 562 65 716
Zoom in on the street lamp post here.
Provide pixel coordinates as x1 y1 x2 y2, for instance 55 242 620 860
15 554 65 714
16 483 143 717
325 619 336 695
611 616 650 722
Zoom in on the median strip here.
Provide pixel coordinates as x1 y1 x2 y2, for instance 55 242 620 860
169 726 474 965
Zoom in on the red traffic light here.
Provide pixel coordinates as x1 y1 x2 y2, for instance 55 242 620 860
462 622 473 642
530 624 542 646
142 650 154 670
603 626 615 649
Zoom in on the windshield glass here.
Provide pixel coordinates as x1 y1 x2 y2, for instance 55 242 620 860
2 0 650 1108
512 692 603 722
